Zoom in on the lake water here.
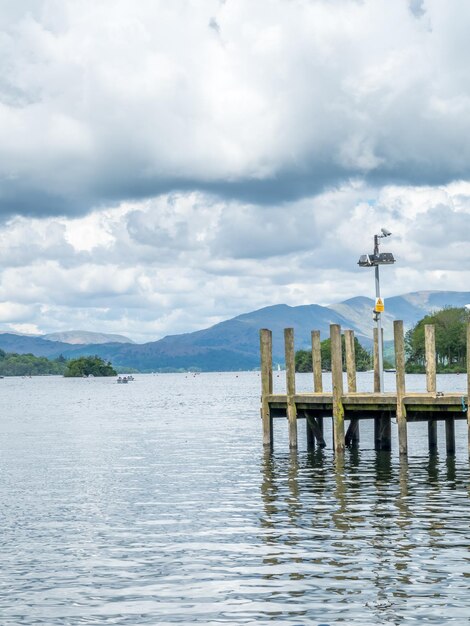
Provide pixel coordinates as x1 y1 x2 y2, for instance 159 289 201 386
0 372 469 625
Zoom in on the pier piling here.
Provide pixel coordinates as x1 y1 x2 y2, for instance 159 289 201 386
260 329 273 447
311 330 323 393
425 324 438 453
394 320 408 456
284 328 298 449
330 324 345 454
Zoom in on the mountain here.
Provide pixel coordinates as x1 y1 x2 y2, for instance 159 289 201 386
43 331 134 345
0 290 468 371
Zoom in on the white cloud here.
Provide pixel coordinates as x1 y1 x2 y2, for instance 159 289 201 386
1 1 470 341
1 1 470 216
0 180 469 341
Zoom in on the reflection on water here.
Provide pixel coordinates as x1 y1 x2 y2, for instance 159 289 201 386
0 373 468 625
260 449 469 625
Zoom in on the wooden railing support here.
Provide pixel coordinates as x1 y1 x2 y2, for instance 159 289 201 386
425 324 438 453
284 328 297 449
330 324 345 453
311 330 323 393
394 320 408 456
260 329 273 447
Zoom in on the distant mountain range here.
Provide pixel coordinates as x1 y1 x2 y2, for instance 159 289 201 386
0 290 468 371
43 331 134 345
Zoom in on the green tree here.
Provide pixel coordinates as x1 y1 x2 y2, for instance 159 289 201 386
295 335 372 372
0 351 67 376
405 307 469 372
64 356 117 377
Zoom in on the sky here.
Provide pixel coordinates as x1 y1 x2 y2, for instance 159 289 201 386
0 0 470 342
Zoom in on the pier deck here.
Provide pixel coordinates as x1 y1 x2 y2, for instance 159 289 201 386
268 392 468 420
260 321 470 456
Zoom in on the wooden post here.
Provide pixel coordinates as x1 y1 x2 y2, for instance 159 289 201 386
425 324 437 393
467 320 470 458
394 320 408 456
306 413 315 451
260 329 273 447
284 328 297 449
344 330 359 446
374 412 392 451
373 327 380 393
344 329 359 447
345 419 360 447
306 414 326 448
445 418 455 455
316 416 325 447
344 330 357 393
425 324 438 453
428 420 438 454
311 330 323 392
330 324 345 453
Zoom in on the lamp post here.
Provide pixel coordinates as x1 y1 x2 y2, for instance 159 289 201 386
358 228 396 392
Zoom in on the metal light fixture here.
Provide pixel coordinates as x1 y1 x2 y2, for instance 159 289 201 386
357 229 396 392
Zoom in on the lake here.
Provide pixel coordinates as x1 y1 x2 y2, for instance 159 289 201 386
0 372 469 625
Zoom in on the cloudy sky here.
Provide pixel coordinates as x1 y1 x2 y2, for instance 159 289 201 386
0 0 469 342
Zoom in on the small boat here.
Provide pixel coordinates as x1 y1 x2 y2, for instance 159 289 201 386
117 376 128 384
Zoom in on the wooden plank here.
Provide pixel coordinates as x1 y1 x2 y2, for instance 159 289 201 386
311 330 323 393
330 323 345 453
260 329 273 447
394 320 408 455
284 328 297 449
344 330 357 393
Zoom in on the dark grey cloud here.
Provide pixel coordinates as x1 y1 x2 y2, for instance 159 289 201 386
1 0 470 219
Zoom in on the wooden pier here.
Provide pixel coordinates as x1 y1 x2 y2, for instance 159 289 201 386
260 320 470 456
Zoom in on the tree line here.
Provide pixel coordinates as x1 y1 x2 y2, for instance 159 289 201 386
0 350 117 377
295 335 373 372
405 307 469 373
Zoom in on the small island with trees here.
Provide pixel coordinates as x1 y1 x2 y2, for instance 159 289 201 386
0 351 117 378
63 356 117 377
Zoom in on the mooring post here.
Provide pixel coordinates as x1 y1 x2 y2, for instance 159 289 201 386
284 328 297 449
260 329 273 447
394 320 408 456
425 324 438 453
330 324 345 453
344 330 359 447
311 330 323 393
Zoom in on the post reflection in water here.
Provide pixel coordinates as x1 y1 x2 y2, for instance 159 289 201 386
259 448 469 624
